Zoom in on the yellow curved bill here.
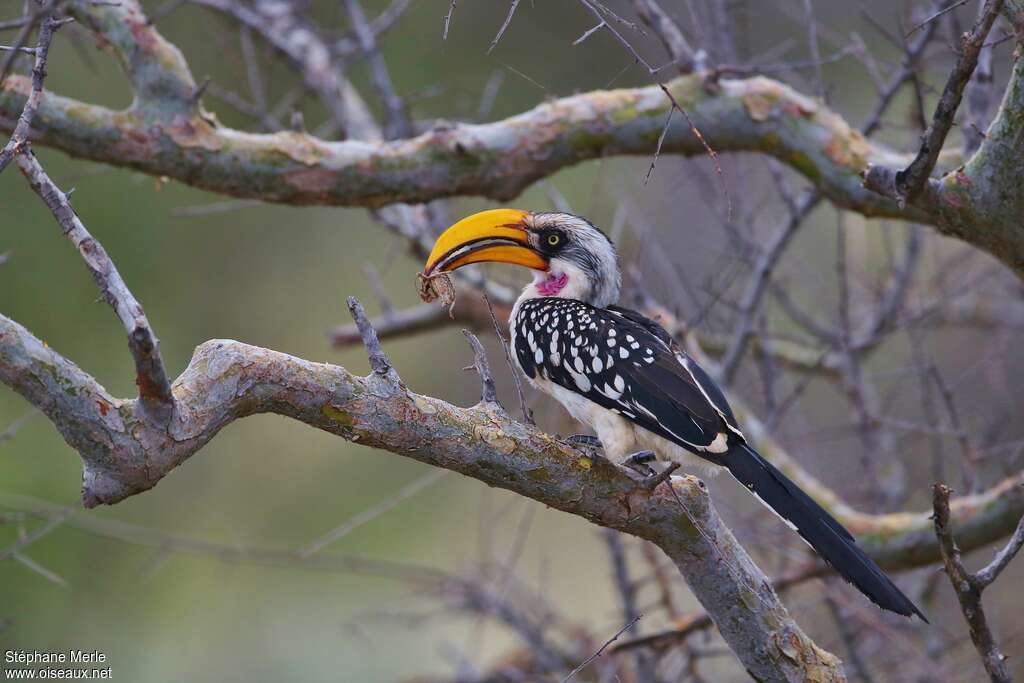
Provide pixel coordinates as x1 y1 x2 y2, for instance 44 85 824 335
423 208 547 274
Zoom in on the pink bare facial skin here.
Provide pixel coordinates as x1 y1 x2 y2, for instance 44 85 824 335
536 272 568 296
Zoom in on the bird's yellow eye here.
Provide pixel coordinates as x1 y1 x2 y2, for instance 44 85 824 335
547 234 561 246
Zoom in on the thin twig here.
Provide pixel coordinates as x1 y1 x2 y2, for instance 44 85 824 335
483 294 533 425
603 530 655 680
297 469 448 558
561 615 641 682
488 0 521 53
932 484 1012 683
0 45 38 54
344 0 410 138
630 0 697 72
0 11 62 174
719 193 821 384
462 330 501 408
929 365 980 491
574 0 730 215
905 0 972 38
964 0 996 155
346 296 396 379
863 0 951 136
15 152 174 417
442 0 456 39
0 409 39 442
974 511 1024 588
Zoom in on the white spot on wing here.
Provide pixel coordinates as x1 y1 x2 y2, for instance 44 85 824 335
570 370 591 392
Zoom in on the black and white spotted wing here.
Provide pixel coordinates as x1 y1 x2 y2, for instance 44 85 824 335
512 298 740 456
512 299 928 620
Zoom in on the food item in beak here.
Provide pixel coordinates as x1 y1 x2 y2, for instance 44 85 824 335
416 271 457 317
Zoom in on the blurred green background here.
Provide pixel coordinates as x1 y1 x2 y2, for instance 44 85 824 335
3 1 1023 681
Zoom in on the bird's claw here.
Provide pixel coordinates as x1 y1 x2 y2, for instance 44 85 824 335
619 451 678 491
620 450 657 476
639 462 680 491
563 434 606 459
563 434 602 449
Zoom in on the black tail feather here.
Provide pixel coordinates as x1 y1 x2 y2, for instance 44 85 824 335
724 443 927 622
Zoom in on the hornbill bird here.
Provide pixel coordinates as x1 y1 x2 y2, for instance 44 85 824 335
422 208 926 621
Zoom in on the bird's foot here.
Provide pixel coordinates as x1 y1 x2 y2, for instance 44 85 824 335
563 434 602 449
620 450 657 476
640 462 681 491
619 451 680 491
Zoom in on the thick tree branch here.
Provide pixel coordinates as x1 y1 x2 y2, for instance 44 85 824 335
333 290 1024 574
0 68 916 216
12 0 1024 279
7 296 1024 672
5 0 1024 282
1 3 917 215
0 310 843 682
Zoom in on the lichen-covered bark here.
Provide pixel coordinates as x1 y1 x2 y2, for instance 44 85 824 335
8 0 1024 279
865 50 1024 276
4 299 1024 675
0 68 916 215
0 1 921 215
0 312 843 682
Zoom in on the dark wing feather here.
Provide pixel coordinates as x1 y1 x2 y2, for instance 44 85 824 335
606 305 675 345
517 299 730 454
607 305 739 432
515 300 926 620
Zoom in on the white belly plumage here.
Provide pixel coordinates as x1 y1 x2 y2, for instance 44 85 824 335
529 374 725 476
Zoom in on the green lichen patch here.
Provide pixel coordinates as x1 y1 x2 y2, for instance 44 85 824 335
321 403 353 426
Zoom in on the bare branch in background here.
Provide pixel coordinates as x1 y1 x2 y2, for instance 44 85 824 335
895 0 1004 200
8 2 1024 281
343 0 410 138
0 9 62 173
933 484 1014 683
718 193 821 384
16 152 174 419
483 294 533 426
297 469 448 559
561 615 642 682
905 0 972 38
442 1 456 40
488 1 521 53
630 0 699 72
